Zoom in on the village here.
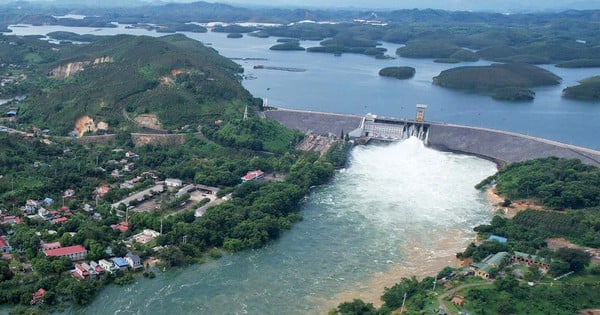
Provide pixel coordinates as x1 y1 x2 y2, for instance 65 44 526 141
0 141 269 305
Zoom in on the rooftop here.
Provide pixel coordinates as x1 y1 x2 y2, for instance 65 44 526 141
44 245 86 257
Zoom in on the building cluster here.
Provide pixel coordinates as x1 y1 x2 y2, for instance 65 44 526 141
39 241 143 281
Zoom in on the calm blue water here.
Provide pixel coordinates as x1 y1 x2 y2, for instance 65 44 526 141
5 24 600 149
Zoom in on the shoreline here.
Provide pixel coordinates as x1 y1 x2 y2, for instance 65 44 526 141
311 227 477 312
485 186 545 218
312 188 503 312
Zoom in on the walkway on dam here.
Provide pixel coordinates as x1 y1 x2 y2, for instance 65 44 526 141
264 108 363 137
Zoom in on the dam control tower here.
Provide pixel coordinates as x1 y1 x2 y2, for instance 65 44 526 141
416 104 427 123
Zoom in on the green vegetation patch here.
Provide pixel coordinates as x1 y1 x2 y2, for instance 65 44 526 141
433 63 560 99
269 41 305 51
563 76 600 101
492 87 535 101
480 157 600 210
557 59 600 68
378 66 416 79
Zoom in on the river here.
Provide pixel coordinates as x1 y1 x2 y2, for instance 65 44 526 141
0 23 594 314
68 138 496 314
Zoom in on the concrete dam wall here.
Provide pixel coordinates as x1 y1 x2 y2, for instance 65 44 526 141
427 123 600 167
265 109 600 167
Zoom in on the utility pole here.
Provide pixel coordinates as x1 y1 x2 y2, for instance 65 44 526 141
243 105 248 121
401 292 407 313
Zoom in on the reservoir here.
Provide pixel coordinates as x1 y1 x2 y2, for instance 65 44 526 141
4 24 600 149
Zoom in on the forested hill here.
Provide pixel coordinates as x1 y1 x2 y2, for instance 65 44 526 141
16 34 257 135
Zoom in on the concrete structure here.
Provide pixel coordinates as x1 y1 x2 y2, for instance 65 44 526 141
264 108 600 167
125 252 143 270
165 178 183 187
44 245 87 260
487 235 508 243
471 251 509 279
510 251 550 269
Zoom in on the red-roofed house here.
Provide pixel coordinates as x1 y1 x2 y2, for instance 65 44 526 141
52 217 68 225
30 288 46 305
95 185 111 198
0 237 12 253
44 245 87 260
0 215 22 225
40 242 61 251
111 221 130 232
241 170 265 182
73 264 89 279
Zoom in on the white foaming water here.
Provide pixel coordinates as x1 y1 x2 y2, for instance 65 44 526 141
329 137 496 230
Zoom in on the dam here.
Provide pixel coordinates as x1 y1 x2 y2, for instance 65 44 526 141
264 107 600 167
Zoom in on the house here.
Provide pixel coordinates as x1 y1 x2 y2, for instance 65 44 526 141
72 264 89 280
95 185 111 198
89 261 105 274
99 259 119 274
63 189 75 198
125 252 143 270
111 221 130 232
451 295 466 307
52 217 68 225
30 288 46 305
6 110 17 117
111 257 129 271
487 235 508 243
511 251 550 270
131 229 160 244
43 197 54 206
165 178 183 187
83 204 94 212
23 199 41 214
471 251 509 279
125 151 139 158
241 170 265 182
40 242 61 251
81 262 98 278
44 245 87 260
0 237 12 253
92 212 103 221
1 215 22 225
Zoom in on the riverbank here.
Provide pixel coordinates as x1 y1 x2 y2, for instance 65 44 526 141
485 186 545 218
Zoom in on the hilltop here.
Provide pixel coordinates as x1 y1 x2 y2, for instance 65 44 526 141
11 34 256 135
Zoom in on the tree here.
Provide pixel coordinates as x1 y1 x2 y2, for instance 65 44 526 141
335 299 377 315
554 247 591 273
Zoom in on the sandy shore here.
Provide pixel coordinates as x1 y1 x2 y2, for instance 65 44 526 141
310 188 508 312
311 229 474 312
485 186 544 218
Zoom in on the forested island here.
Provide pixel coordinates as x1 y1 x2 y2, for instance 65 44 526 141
563 76 600 101
332 157 600 314
433 63 561 100
378 66 415 80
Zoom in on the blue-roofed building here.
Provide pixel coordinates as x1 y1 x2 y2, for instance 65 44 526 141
43 197 54 206
487 235 508 243
111 257 129 271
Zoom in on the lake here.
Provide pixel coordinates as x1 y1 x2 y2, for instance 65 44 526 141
4 23 600 149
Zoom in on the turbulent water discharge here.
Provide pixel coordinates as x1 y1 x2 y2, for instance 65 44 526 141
75 139 496 314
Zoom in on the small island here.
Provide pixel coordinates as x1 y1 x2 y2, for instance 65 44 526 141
563 76 600 101
227 33 243 39
269 40 305 51
378 66 416 79
433 63 561 100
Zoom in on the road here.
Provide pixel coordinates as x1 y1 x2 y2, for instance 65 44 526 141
437 281 492 315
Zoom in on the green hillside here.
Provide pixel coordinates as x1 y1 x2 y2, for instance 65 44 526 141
563 76 600 101
15 34 254 135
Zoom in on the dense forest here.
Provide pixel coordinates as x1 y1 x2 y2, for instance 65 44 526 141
477 157 600 210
